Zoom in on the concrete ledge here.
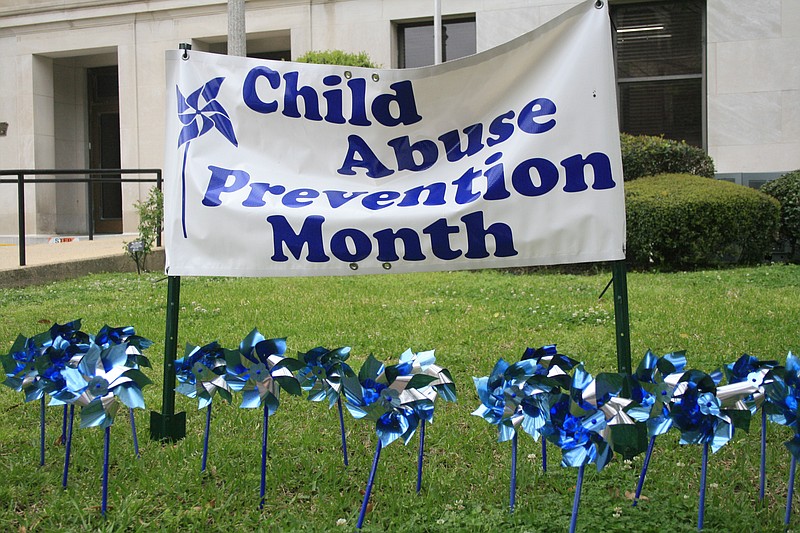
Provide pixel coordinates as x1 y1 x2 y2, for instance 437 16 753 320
0 249 165 288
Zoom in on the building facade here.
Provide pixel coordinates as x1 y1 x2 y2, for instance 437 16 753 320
0 0 798 238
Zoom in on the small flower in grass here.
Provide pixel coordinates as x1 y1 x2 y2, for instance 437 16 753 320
336 518 347 527
613 506 622 518
709 482 719 489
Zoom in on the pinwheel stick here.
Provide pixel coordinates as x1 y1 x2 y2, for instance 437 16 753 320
260 404 269 510
698 441 709 531
201 403 212 473
759 408 766 500
416 419 426 493
62 405 75 489
102 426 110 517
357 440 383 529
633 435 657 507
39 397 45 466
337 397 349 467
787 454 797 526
542 438 547 473
510 432 518 512
569 463 586 533
130 408 140 458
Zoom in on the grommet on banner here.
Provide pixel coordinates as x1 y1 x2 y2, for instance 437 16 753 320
382 262 392 270
372 73 380 82
179 43 192 60
349 263 359 271
595 0 604 8
344 71 353 79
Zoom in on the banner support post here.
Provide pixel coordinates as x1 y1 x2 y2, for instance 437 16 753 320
150 275 186 441
612 260 632 375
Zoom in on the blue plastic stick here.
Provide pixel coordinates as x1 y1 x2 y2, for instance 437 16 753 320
201 403 212 473
102 426 110 517
542 437 547 473
62 405 74 489
357 439 383 529
130 408 140 458
569 463 586 533
416 419 426 493
337 396 349 467
759 408 766 500
633 435 657 507
698 441 709 530
259 404 269 510
39 397 45 466
786 454 797 526
510 432 518 512
60 404 68 444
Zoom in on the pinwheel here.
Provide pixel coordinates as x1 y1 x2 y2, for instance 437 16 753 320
724 353 777 500
95 324 153 457
669 369 756 530
296 346 356 466
59 339 152 516
473 356 553 512
546 364 630 533
520 344 579 472
225 329 302 508
763 352 800 526
344 353 441 529
174 341 232 473
384 349 456 493
626 350 687 506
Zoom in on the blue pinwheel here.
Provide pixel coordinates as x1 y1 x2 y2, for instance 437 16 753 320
669 369 756 530
175 77 238 238
764 352 800 526
627 349 687 506
175 341 231 473
296 346 356 465
724 353 777 500
225 329 301 508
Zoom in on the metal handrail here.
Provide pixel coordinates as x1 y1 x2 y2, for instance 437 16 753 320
0 168 162 267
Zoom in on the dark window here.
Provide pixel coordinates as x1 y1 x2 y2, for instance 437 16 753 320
397 16 476 68
611 1 705 147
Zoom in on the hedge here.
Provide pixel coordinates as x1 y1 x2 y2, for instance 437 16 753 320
621 134 715 181
296 50 380 68
626 174 779 268
760 169 800 258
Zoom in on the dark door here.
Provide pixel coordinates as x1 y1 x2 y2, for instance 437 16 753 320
88 66 122 234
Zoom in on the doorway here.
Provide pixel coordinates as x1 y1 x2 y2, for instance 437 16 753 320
87 66 122 234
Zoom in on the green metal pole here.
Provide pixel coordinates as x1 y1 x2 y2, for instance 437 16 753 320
611 260 632 375
150 275 186 441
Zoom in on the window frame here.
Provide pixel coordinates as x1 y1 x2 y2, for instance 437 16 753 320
395 15 477 69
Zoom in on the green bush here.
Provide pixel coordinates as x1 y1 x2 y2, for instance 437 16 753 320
124 186 163 270
625 174 779 268
620 133 715 181
296 50 380 68
760 169 800 258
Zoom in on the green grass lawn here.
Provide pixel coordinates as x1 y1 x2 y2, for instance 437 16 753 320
0 264 798 531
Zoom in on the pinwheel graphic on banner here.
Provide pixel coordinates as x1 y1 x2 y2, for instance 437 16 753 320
59 339 152 516
225 329 302 509
626 350 687 506
174 341 232 473
668 369 756 530
724 353 777 500
473 356 557 512
384 349 456 493
520 344 579 472
763 352 800 526
296 346 356 466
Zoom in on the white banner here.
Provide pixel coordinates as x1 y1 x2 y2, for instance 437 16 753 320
163 0 625 278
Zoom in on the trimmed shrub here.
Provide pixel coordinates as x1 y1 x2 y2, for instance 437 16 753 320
296 50 380 68
760 169 800 258
621 133 715 181
626 174 779 268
